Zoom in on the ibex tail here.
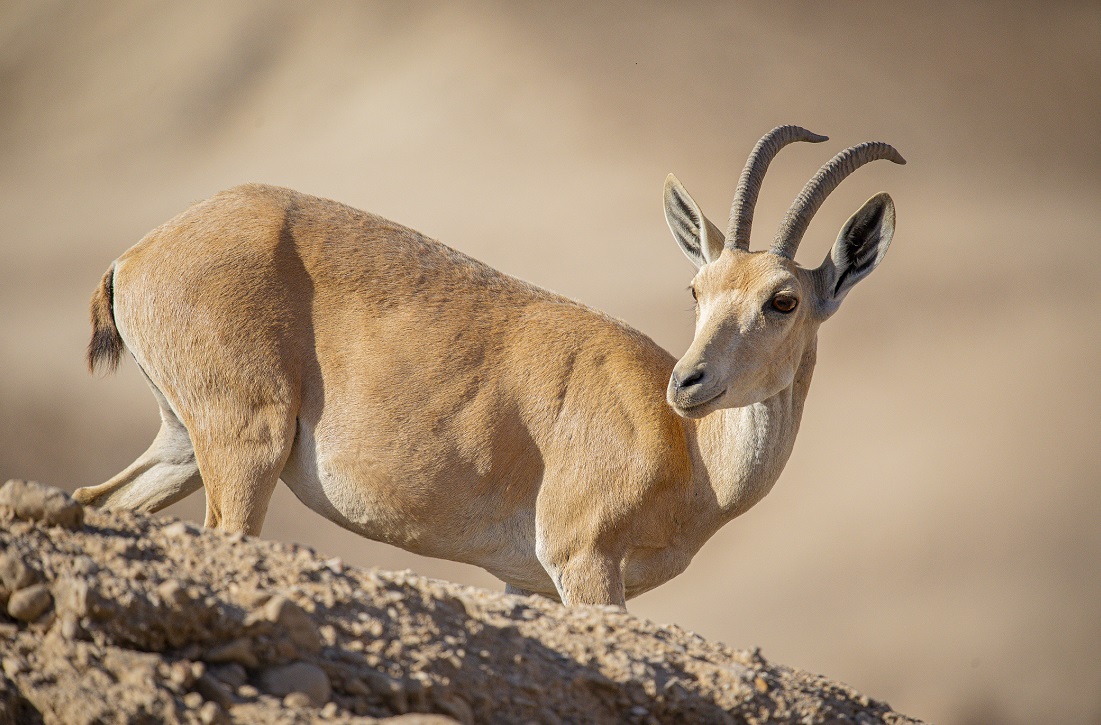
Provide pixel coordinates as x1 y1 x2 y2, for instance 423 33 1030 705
87 264 124 374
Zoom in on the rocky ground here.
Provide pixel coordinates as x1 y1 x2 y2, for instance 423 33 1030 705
0 479 921 724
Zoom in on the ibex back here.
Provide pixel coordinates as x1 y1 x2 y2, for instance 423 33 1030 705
75 126 903 607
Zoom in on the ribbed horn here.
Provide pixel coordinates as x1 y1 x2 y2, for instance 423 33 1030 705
725 125 828 251
771 141 906 259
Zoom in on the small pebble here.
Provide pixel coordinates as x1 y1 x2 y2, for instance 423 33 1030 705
2 657 27 678
361 670 407 713
157 579 189 607
7 583 52 622
260 661 331 706
195 672 235 710
0 553 38 591
182 692 204 709
162 521 191 538
166 661 196 689
198 701 225 724
262 595 321 653
71 556 99 576
283 692 312 708
58 612 82 640
345 678 371 697
238 589 271 608
204 637 258 668
0 479 83 529
208 662 248 689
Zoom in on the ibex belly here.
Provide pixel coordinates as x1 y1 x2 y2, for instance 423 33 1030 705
280 419 554 591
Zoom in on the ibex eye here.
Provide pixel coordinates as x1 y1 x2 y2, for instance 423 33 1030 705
771 293 798 313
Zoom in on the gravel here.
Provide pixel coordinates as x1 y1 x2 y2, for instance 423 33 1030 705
0 480 923 724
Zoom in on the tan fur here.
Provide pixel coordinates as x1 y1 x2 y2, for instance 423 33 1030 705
75 172 895 607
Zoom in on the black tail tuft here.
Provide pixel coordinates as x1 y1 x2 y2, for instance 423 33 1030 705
87 265 124 374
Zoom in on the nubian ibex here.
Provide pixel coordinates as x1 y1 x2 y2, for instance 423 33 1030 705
75 126 903 607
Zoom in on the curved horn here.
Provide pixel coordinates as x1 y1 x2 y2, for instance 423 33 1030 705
771 141 906 259
725 125 829 251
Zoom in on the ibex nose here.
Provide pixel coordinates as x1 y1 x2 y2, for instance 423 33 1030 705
673 365 706 390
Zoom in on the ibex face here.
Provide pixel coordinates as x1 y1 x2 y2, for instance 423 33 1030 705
664 126 904 418
668 249 816 416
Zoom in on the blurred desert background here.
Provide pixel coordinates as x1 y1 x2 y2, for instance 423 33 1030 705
1 2 1098 722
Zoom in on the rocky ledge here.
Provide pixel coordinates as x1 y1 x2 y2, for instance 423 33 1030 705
0 480 920 724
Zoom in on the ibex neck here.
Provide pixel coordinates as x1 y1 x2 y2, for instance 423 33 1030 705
686 340 817 533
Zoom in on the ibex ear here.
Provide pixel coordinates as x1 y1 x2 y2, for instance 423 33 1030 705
813 192 895 315
664 174 725 268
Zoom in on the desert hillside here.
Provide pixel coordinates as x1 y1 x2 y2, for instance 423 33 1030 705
0 479 920 724
2 4 1099 722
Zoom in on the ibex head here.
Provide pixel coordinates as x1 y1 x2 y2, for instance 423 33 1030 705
664 126 904 418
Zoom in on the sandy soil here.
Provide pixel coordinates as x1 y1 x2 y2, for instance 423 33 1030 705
1 3 1099 722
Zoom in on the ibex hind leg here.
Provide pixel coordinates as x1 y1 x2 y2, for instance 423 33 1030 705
74 379 202 512
187 403 297 537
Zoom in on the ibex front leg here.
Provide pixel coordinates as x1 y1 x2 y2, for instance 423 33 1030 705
555 548 626 608
537 529 626 607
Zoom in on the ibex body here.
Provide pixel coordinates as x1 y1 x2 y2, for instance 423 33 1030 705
75 127 903 607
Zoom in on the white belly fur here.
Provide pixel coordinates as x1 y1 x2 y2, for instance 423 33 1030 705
279 433 553 592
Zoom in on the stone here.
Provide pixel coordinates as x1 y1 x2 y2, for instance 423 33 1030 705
198 701 226 725
53 576 90 618
2 657 27 679
0 479 83 529
259 661 331 706
237 684 260 699
238 589 271 608
282 692 312 708
162 521 193 538
7 583 52 622
204 638 258 668
363 669 408 713
195 672 235 710
166 661 198 690
262 595 321 653
208 662 248 690
58 611 83 640
344 677 371 697
71 556 99 576
434 691 474 724
157 579 190 607
0 552 38 591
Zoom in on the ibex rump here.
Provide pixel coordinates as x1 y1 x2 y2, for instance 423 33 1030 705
75 126 903 607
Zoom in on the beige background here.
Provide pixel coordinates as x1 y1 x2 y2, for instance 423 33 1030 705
2 2 1099 722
